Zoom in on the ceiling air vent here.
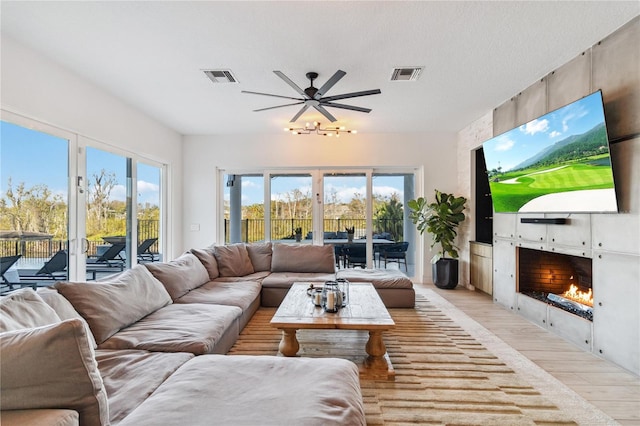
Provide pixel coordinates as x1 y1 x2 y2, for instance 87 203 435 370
390 67 423 81
203 69 238 84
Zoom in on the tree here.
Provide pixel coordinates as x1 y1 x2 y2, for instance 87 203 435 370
87 169 117 236
374 193 404 240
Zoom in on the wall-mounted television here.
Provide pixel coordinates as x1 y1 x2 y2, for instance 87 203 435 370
482 90 618 213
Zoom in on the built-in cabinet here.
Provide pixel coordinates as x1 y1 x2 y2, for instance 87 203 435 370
470 242 492 295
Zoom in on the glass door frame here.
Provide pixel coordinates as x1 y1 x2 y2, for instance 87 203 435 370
220 166 422 277
1 110 81 280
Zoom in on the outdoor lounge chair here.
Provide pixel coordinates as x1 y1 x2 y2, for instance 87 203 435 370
18 249 68 281
87 242 126 268
137 238 158 262
1 255 22 288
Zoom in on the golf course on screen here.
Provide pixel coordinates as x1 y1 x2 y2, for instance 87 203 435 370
488 154 616 212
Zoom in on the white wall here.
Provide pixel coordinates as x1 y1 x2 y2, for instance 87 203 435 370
1 36 184 258
182 131 459 282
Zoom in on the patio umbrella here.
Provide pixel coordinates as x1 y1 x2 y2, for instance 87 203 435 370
0 230 53 240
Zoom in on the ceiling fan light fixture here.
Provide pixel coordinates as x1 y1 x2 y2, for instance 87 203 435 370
284 122 356 137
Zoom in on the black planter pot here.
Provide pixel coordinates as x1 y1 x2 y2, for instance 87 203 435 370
432 258 459 289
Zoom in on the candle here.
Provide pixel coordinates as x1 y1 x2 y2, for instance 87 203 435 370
326 291 335 310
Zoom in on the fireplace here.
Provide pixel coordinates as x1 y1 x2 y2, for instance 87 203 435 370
517 248 593 321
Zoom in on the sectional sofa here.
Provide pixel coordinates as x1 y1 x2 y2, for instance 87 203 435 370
0 242 414 425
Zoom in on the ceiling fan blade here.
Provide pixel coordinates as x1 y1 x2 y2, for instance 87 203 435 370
322 102 372 113
314 70 346 100
289 104 310 122
253 102 304 112
241 90 302 101
313 104 337 122
320 89 382 102
273 71 309 98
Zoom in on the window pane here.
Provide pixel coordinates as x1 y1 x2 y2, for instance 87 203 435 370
137 162 161 262
270 174 312 242
86 147 129 275
224 174 265 243
0 120 69 286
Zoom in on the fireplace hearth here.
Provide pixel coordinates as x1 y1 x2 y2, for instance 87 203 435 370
517 248 593 321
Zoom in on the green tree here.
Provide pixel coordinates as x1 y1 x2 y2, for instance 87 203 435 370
374 193 404 241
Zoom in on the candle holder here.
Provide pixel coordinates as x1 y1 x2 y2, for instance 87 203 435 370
336 278 350 307
321 281 341 313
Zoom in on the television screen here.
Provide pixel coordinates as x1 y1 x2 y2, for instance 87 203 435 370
482 91 618 213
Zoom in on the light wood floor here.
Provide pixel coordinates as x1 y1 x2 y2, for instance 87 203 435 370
416 283 640 425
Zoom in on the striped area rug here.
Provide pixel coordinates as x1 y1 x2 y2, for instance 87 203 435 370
228 291 614 425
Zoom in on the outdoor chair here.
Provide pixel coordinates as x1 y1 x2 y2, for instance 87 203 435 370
87 242 126 268
1 255 22 288
333 244 344 268
378 241 409 271
19 249 68 281
343 245 368 269
137 238 159 262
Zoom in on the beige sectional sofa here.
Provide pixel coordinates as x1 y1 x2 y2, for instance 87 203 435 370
0 242 414 425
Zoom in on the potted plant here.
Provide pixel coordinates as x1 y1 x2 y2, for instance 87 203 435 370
408 190 467 289
345 226 355 242
294 227 303 242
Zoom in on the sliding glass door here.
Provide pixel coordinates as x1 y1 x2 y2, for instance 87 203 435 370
220 167 419 278
0 118 74 286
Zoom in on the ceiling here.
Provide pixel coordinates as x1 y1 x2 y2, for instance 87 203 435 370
1 1 638 136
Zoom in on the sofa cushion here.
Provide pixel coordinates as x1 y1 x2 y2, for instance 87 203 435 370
271 244 336 273
145 252 209 299
189 247 219 280
336 268 414 289
97 303 242 355
212 270 270 282
0 319 109 426
0 288 61 332
55 266 172 344
37 287 98 349
175 280 261 311
246 242 272 272
261 272 337 288
213 244 255 277
96 349 193 424
117 355 366 426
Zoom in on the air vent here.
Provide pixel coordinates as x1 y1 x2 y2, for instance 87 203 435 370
203 69 238 84
390 67 423 81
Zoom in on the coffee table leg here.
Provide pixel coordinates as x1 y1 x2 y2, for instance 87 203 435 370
279 328 299 356
365 330 388 368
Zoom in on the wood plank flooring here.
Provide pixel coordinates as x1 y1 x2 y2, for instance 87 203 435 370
422 283 640 425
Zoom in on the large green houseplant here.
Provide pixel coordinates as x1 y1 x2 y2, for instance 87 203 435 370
408 190 467 289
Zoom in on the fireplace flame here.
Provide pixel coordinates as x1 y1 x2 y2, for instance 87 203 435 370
562 284 593 307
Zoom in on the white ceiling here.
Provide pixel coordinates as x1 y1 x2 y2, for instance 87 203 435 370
1 1 638 136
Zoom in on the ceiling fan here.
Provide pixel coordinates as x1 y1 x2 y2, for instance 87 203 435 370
242 70 381 123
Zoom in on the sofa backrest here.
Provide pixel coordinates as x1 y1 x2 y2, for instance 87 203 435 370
0 288 61 332
145 252 210 300
271 244 336 273
55 265 172 344
190 247 220 280
213 244 255 277
246 242 272 272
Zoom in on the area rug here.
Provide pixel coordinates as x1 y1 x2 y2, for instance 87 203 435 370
228 290 616 425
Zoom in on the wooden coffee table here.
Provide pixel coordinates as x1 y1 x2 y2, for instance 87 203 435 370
270 282 396 380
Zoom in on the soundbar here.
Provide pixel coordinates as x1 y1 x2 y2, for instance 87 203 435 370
520 218 568 225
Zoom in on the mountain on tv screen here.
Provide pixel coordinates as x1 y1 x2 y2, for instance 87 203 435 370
482 91 618 213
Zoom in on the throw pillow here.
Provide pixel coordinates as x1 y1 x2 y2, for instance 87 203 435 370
145 252 210 299
37 287 98 349
213 244 255 277
55 266 172 344
0 319 109 426
0 288 61 333
246 242 273 272
271 244 336 273
189 247 220 280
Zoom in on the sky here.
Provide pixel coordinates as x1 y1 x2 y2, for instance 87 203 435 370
1 121 160 205
482 91 609 172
